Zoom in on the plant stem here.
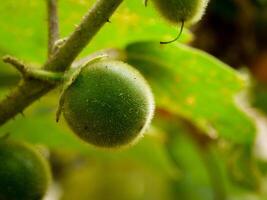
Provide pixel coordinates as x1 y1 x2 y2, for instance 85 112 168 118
44 0 123 72
0 0 123 125
27 69 64 83
3 55 64 83
47 0 59 57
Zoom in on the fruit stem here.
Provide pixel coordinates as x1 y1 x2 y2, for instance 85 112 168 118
160 20 185 44
26 69 64 83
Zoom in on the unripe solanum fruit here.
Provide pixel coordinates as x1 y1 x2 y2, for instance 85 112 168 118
148 0 210 43
151 0 209 24
58 60 154 148
0 139 51 200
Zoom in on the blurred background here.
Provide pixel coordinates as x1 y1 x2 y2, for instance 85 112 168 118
1 0 267 199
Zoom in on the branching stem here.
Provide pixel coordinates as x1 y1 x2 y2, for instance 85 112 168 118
0 0 123 125
3 55 64 83
3 56 28 75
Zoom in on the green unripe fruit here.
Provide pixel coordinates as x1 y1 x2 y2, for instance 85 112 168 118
0 140 51 200
147 0 210 44
59 60 154 148
151 0 210 24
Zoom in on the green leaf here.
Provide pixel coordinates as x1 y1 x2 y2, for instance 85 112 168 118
154 116 227 200
251 82 267 114
125 41 256 144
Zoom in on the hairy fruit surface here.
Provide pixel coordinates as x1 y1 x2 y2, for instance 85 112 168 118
60 60 155 148
151 0 210 24
0 140 51 200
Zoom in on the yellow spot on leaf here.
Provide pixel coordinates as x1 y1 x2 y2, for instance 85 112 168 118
185 96 196 106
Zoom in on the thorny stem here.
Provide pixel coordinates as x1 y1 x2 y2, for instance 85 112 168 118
0 0 123 125
2 56 28 75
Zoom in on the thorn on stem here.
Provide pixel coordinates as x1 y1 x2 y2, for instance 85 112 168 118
2 55 27 75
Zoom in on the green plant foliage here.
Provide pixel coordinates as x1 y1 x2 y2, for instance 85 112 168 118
125 41 256 144
225 145 261 190
0 1 264 199
60 159 173 200
0 139 51 200
0 0 192 66
252 82 267 114
161 126 217 199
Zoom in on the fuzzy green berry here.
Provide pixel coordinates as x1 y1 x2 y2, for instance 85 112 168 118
59 60 154 148
0 140 51 200
151 0 209 24
147 0 209 44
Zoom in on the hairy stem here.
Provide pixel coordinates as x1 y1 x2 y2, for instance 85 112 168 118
47 0 59 56
44 0 123 72
0 0 123 125
3 55 64 83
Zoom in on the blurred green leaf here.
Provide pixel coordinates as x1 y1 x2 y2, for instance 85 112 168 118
154 116 226 200
60 159 173 200
126 41 256 144
252 82 267 114
224 145 261 191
